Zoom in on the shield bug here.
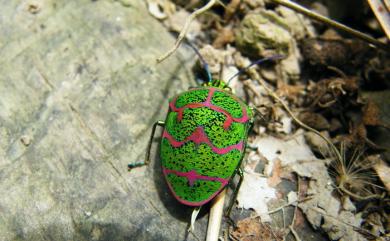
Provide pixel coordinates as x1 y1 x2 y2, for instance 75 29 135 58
128 47 282 214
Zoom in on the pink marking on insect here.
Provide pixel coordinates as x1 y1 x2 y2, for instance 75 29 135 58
162 167 229 206
169 87 249 129
163 168 229 187
162 127 244 155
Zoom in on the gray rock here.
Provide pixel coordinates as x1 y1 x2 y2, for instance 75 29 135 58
0 0 207 240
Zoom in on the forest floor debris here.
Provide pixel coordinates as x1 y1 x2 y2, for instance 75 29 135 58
148 0 389 240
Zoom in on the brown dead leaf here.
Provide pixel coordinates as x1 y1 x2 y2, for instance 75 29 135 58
230 217 284 241
363 99 381 126
212 27 235 48
268 159 282 187
294 208 306 228
342 76 359 93
334 122 368 149
298 112 330 130
337 119 386 150
305 77 359 109
276 82 305 105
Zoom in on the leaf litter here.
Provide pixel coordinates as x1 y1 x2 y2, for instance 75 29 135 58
150 0 390 240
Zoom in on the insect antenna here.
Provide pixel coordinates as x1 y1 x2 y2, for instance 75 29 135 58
226 55 285 86
186 42 212 83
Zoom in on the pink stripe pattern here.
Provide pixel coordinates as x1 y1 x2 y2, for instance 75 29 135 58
163 168 229 187
169 88 249 129
162 126 244 155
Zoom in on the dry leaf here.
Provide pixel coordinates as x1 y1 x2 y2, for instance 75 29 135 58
253 130 321 178
372 157 390 191
363 99 381 126
236 172 276 222
230 217 283 241
267 159 282 187
298 112 330 130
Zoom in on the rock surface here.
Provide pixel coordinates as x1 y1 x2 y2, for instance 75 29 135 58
0 0 206 240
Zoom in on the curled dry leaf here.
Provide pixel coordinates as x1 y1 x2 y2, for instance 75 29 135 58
230 217 284 241
276 81 305 105
305 77 358 108
371 155 390 191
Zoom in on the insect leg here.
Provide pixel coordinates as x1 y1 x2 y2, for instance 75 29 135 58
128 120 165 170
225 168 244 217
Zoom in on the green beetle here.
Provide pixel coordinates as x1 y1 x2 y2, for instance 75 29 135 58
159 79 253 207
129 51 282 213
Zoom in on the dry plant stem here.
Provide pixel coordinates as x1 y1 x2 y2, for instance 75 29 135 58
288 177 302 241
156 0 218 63
269 0 390 51
267 196 312 215
268 201 297 215
206 189 226 241
338 184 383 201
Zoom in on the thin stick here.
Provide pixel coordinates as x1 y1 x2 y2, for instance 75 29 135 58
269 0 389 51
206 189 226 241
156 0 218 63
287 177 302 241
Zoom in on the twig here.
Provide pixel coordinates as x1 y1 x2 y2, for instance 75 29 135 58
206 189 226 241
338 184 384 201
290 226 302 241
156 0 219 63
288 177 302 241
268 201 297 215
267 196 312 215
269 0 390 51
